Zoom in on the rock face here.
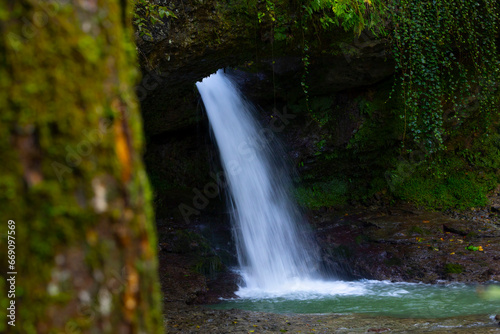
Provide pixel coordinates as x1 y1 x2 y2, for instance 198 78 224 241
157 215 239 305
137 0 259 138
136 0 394 138
139 20 395 219
136 0 500 305
315 205 500 283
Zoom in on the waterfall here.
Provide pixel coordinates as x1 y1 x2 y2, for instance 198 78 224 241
197 70 320 292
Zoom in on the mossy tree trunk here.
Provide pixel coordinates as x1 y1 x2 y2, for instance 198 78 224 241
0 1 163 333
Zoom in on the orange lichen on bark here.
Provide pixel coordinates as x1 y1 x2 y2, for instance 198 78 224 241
114 116 132 183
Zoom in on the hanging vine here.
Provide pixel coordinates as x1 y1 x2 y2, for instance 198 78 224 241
299 0 387 122
129 0 500 151
251 0 499 147
389 0 500 154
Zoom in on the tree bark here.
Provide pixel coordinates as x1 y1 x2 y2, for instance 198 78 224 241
0 1 163 333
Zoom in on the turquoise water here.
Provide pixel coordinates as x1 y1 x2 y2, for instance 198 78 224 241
210 280 500 318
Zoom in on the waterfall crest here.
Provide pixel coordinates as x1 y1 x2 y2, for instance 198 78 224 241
197 70 320 292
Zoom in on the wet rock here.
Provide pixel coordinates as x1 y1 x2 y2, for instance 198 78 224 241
164 305 499 333
190 271 239 304
157 219 239 305
443 223 469 236
315 206 500 283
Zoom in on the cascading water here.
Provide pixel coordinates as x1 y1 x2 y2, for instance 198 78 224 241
196 70 500 320
197 70 320 292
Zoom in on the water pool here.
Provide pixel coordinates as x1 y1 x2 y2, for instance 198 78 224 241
210 280 500 318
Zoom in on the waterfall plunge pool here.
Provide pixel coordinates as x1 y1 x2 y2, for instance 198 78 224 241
197 70 500 322
209 279 500 319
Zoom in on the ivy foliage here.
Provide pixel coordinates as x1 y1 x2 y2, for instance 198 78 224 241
299 1 499 153
241 0 500 154
305 0 387 35
131 0 499 155
252 0 387 40
389 0 500 153
131 0 177 39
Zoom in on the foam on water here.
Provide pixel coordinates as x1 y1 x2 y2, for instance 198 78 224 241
236 279 368 299
211 281 500 318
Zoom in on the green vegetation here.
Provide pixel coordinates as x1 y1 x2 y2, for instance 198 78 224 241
193 256 224 279
295 178 348 209
129 0 500 212
234 0 499 156
445 263 464 274
389 132 500 209
131 0 177 39
407 226 431 236
294 80 404 209
289 0 500 211
390 0 499 153
394 175 489 210
295 79 499 211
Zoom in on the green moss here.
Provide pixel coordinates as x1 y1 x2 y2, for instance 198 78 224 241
444 263 464 274
192 256 224 279
309 97 335 126
0 1 162 332
295 178 348 209
394 174 489 210
295 87 498 212
293 66 498 211
387 127 500 210
465 231 478 239
294 79 404 207
407 226 431 236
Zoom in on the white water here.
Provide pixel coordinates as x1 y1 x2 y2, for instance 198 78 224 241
196 71 500 322
212 280 500 319
197 70 321 292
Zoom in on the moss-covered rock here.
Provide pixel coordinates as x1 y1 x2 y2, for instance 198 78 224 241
445 263 464 274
